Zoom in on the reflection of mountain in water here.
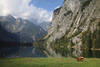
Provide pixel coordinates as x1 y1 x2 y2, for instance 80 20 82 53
0 45 45 58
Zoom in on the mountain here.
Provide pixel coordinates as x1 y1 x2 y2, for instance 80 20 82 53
0 23 20 42
0 15 46 43
27 18 51 32
39 22 51 31
37 0 100 57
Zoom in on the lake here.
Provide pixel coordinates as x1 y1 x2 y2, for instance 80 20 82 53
0 45 45 58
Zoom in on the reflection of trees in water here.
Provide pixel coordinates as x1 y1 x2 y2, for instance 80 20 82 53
92 50 100 58
0 50 4 58
0 42 45 58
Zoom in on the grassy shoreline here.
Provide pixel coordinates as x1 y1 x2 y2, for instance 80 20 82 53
0 58 100 67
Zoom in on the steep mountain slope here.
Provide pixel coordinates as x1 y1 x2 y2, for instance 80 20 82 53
28 18 51 32
39 22 51 31
0 15 46 43
0 24 20 42
42 0 100 57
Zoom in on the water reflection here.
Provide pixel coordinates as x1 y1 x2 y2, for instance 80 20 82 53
92 50 100 58
0 46 45 58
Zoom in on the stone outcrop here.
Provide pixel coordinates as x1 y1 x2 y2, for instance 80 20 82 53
40 0 100 57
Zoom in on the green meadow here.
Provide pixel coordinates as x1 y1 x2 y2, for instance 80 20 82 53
0 58 100 67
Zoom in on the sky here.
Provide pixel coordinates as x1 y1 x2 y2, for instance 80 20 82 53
30 0 64 11
0 0 64 23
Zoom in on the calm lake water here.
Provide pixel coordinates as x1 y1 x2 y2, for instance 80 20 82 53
0 46 100 58
91 50 100 58
0 46 45 58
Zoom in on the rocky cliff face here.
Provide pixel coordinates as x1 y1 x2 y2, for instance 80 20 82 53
42 0 100 57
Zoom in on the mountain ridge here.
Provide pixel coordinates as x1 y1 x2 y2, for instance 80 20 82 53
0 15 46 43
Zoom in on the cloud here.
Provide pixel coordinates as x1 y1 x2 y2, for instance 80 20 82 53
54 5 61 9
0 0 52 23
